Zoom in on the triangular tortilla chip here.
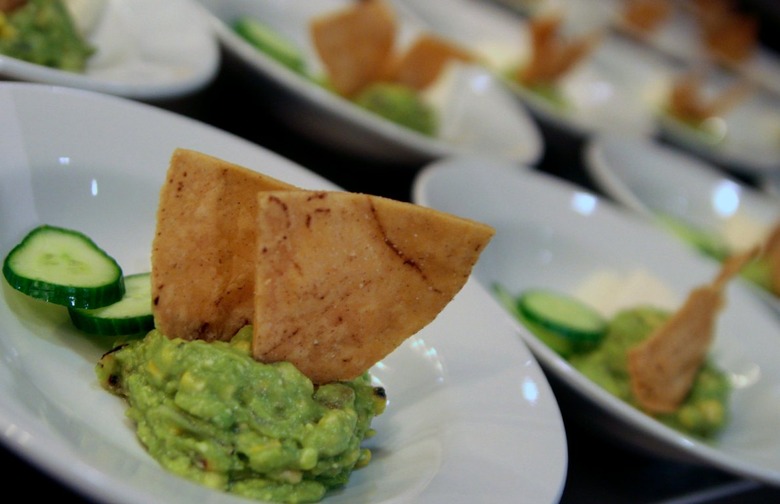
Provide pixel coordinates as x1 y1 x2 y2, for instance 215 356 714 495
252 190 495 383
310 0 397 97
386 33 477 90
151 148 298 342
627 248 757 413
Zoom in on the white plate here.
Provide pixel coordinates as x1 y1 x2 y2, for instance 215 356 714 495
394 0 670 139
584 133 780 314
0 0 220 101
0 83 566 504
192 0 543 165
413 155 780 485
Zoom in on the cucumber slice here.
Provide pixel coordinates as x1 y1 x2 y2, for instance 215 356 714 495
233 16 306 74
517 289 607 355
69 272 153 336
3 225 124 308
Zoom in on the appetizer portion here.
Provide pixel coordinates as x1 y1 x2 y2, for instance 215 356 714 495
494 251 756 440
2 148 494 502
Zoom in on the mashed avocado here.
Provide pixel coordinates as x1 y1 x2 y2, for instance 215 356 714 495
96 327 386 503
569 307 731 439
353 82 438 136
0 0 94 72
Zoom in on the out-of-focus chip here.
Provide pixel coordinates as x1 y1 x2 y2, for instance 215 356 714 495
310 0 396 97
151 148 298 342
386 33 476 90
252 190 495 383
627 248 757 413
518 14 602 87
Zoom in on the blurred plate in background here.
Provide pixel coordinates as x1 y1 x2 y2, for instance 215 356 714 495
193 0 543 165
0 0 220 101
413 155 780 486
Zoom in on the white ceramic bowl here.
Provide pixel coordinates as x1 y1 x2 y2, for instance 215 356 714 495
192 0 543 165
0 83 566 504
413 154 780 485
0 0 220 101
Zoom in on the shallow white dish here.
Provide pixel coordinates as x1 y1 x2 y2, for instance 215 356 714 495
413 155 780 485
192 0 543 165
0 83 566 504
584 133 780 314
395 0 671 139
0 0 220 101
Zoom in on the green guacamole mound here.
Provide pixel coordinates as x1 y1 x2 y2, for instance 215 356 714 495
0 0 95 72
352 82 438 136
96 327 387 504
569 307 731 440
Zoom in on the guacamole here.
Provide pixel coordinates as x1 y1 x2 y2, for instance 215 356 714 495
96 327 386 503
353 82 437 136
0 0 94 72
569 307 731 439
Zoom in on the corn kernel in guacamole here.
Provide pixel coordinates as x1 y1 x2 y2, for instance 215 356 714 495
96 327 386 503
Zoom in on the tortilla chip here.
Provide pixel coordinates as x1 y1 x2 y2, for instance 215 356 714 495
386 33 477 90
310 0 397 97
627 248 757 413
518 14 601 86
151 148 298 342
252 190 495 383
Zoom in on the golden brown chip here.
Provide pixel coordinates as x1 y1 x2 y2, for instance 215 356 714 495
310 0 397 97
252 190 495 383
151 148 298 342
627 248 758 413
386 33 477 90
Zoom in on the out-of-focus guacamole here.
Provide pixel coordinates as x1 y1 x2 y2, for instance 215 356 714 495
353 82 438 136
96 327 386 504
569 307 731 439
0 0 94 72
